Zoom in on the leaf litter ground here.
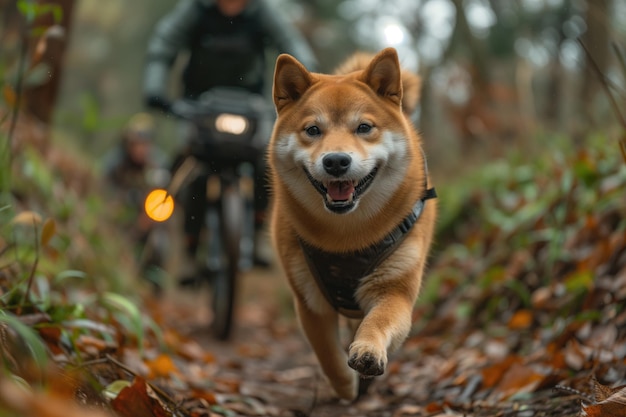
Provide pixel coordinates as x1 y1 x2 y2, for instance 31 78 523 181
1 139 625 417
148 254 624 417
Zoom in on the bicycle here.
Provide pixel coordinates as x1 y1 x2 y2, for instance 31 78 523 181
165 87 273 339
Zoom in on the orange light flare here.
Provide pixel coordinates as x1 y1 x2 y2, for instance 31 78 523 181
144 189 174 222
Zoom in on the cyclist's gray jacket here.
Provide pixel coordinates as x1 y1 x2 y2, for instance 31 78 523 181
144 0 318 99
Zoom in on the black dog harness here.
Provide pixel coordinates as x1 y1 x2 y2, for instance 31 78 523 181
298 186 437 319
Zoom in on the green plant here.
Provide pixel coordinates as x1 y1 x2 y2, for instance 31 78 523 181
1 0 64 195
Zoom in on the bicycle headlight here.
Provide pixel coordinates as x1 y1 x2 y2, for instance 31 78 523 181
215 113 249 136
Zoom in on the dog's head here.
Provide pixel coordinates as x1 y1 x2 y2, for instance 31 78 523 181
270 48 422 216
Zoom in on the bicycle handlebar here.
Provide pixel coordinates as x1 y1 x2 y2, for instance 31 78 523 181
168 99 200 120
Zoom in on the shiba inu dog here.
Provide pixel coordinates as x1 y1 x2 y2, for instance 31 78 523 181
268 47 437 401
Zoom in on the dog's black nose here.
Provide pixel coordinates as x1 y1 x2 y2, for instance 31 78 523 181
322 153 352 177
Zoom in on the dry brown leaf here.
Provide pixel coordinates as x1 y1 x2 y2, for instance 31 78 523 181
3 85 17 109
583 402 624 417
481 355 522 388
237 342 270 359
191 389 218 405
424 402 445 413
37 326 64 356
110 377 170 417
549 349 568 371
564 340 587 371
178 341 214 363
592 378 626 403
41 218 56 246
508 309 533 330
145 353 180 379
579 378 626 416
163 328 216 363
531 286 552 309
75 334 117 356
392 404 424 417
494 362 544 400
213 377 241 393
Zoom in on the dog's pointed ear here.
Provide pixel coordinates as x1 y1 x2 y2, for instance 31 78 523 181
273 54 313 112
362 48 402 108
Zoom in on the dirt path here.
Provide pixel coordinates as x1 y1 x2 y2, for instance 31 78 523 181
161 262 593 417
165 265 408 417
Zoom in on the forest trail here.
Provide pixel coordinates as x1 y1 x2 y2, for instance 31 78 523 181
155 262 590 417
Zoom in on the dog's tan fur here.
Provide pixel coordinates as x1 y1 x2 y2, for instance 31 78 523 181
268 48 436 401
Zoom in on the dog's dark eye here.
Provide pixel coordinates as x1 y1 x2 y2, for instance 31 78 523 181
356 124 372 134
305 126 321 137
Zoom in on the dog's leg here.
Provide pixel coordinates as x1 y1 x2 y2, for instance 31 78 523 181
347 292 414 378
295 298 359 401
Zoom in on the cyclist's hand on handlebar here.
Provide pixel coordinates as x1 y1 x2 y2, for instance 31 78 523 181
146 95 172 113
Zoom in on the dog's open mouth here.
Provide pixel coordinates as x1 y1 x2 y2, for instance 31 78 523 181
304 167 378 214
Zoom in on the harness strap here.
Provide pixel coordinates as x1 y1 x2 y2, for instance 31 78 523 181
298 186 436 318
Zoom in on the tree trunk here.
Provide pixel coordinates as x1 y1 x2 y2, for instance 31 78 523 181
22 0 75 129
447 0 489 90
581 0 610 127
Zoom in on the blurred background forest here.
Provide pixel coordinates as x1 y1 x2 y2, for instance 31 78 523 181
3 0 626 171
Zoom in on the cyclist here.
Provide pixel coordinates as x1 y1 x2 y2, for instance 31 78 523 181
143 0 318 275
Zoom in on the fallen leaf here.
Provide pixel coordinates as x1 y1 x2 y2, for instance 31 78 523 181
392 404 424 417
145 353 180 379
494 362 544 400
531 286 552 308
592 378 626 403
110 377 170 417
481 355 522 388
102 380 132 400
191 389 218 405
582 400 626 417
579 378 626 416
424 402 445 413
563 340 587 371
508 309 533 330
75 334 117 356
237 342 270 359
3 85 17 109
178 341 215 363
41 218 56 246
37 326 64 355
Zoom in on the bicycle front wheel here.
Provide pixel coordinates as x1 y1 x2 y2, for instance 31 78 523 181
211 185 243 340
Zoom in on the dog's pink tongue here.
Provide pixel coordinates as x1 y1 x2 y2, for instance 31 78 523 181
327 181 355 201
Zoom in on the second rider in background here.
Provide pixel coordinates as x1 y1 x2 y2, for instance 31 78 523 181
143 0 318 275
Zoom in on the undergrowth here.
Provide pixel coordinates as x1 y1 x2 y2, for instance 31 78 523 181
421 131 626 330
0 142 159 405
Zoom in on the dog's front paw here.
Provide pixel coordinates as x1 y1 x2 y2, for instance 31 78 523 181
348 342 386 377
